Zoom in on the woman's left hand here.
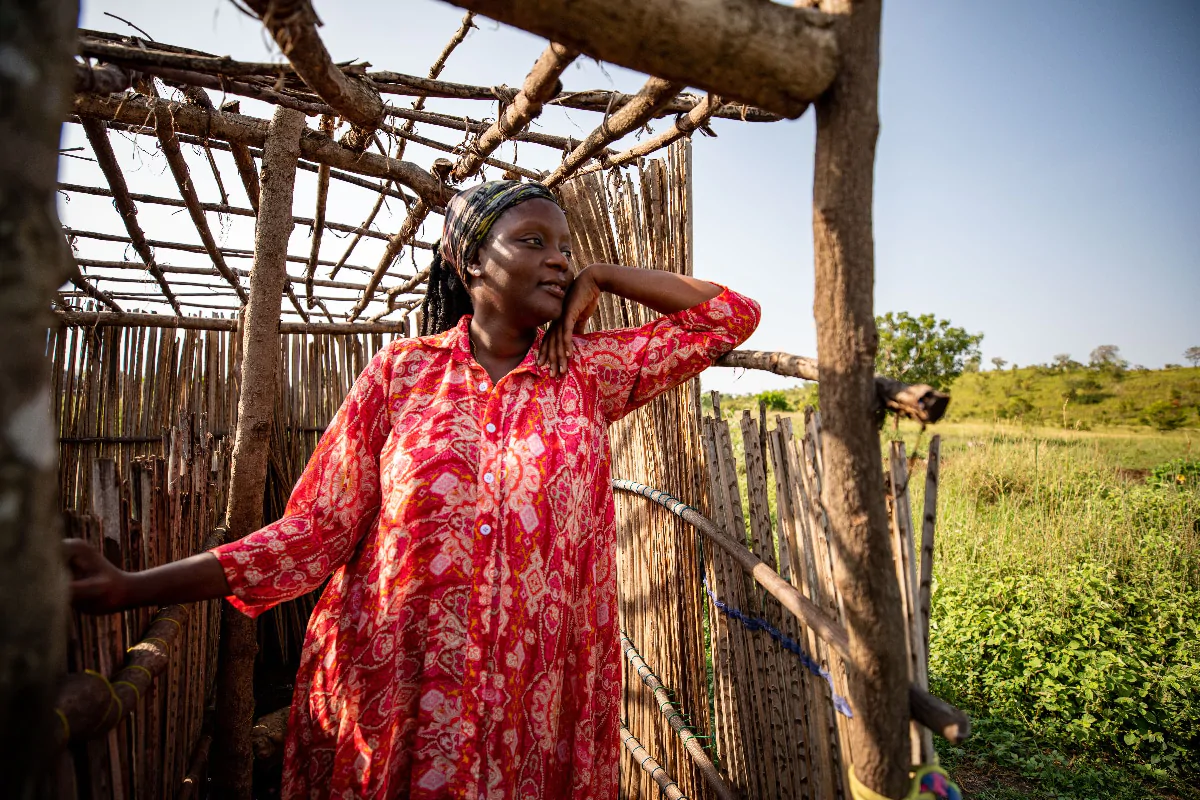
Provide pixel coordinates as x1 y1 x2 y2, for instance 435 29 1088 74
539 264 607 376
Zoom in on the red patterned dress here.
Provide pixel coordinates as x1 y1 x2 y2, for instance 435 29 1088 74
212 287 760 799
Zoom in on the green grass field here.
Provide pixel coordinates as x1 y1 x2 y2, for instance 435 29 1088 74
708 380 1200 798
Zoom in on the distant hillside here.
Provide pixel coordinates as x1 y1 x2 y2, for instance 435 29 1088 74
945 365 1200 430
708 366 1200 431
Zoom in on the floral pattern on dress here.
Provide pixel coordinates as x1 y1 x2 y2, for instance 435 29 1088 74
212 287 760 799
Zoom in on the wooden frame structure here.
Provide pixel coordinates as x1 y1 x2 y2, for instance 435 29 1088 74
3 2 964 799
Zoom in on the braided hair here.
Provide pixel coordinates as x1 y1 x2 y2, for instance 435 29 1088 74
420 246 474 336
417 180 560 336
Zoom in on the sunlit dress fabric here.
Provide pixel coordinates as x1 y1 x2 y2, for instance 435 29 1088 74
212 287 760 800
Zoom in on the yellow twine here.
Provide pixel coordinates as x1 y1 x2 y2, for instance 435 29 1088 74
849 767 897 800
138 636 171 652
124 663 154 683
849 764 958 800
113 680 141 705
156 615 183 634
55 708 71 743
85 668 123 722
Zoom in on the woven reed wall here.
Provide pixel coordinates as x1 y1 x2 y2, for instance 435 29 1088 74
560 142 720 800
47 321 400 797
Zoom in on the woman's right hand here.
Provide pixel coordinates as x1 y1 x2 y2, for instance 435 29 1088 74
64 539 134 614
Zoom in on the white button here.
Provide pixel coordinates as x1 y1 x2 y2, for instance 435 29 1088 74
484 472 495 484
480 523 492 535
485 423 496 433
478 381 488 392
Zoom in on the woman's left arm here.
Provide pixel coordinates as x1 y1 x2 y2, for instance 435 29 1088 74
539 263 722 374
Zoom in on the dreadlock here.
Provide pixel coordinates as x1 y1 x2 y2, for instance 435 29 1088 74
419 244 474 335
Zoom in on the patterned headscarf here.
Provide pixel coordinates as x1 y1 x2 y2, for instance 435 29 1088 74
439 180 559 281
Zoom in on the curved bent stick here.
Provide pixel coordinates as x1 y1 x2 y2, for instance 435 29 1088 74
613 478 970 744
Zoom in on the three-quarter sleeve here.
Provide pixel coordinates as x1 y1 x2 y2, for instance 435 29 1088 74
582 286 760 423
211 343 397 618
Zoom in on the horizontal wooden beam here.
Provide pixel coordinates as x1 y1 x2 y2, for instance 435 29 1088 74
78 34 780 123
72 92 451 206
69 116 422 207
54 606 191 747
55 309 408 334
714 349 950 424
435 0 838 118
64 228 379 277
58 182 432 249
73 257 412 294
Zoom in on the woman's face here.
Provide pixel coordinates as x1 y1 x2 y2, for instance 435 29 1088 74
467 199 573 328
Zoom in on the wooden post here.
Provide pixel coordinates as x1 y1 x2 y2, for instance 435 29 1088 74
0 0 77 792
210 105 305 800
811 0 912 797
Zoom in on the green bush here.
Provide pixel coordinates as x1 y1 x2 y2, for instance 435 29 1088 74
1142 401 1190 432
923 434 1200 790
1149 459 1200 490
757 389 793 412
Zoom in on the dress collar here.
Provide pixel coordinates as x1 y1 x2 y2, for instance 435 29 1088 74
442 315 548 377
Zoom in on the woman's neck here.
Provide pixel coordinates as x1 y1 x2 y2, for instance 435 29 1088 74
468 312 537 383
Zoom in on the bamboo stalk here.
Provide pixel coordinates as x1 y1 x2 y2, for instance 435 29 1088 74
621 631 734 800
613 478 971 743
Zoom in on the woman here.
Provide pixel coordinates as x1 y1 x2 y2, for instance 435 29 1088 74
66 180 760 799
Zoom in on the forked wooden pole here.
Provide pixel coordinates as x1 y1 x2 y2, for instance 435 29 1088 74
210 105 306 800
242 0 385 151
811 0 910 795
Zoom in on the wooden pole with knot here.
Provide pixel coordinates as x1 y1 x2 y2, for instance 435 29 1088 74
209 104 306 800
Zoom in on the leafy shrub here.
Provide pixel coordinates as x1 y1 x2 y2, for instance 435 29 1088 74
1142 401 1189 431
757 390 793 412
930 552 1200 782
1149 459 1200 490
1001 396 1034 419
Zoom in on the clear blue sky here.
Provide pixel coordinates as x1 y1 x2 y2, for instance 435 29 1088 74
66 1 1199 394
